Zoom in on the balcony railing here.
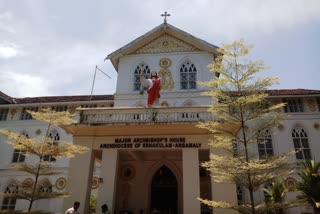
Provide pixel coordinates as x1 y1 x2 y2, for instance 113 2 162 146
78 106 215 125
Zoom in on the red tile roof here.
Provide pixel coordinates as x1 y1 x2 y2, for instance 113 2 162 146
0 91 14 103
14 95 114 104
266 89 320 96
1 89 319 105
0 91 114 104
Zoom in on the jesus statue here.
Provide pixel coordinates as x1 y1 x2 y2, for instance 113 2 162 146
140 71 161 107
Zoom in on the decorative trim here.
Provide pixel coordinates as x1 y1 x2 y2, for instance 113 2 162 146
285 177 297 191
55 177 67 190
35 129 41 135
116 91 207 100
277 123 284 131
159 58 175 91
120 165 135 181
92 176 100 189
135 34 198 54
159 58 172 68
22 178 34 190
160 101 169 107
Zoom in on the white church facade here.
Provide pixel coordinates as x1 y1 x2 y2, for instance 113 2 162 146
0 21 320 214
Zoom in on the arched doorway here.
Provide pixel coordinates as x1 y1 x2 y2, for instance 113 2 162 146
150 165 178 214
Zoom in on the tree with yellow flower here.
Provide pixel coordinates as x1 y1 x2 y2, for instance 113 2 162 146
0 109 88 212
198 40 301 213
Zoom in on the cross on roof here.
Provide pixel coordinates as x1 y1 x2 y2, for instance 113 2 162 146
161 11 171 24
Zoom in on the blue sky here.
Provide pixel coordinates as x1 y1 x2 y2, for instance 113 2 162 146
0 0 319 97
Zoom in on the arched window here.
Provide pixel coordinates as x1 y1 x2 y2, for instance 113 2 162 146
182 99 198 107
1 184 18 210
180 60 197 90
292 127 311 160
12 132 29 163
283 98 303 113
257 130 274 159
38 178 53 193
43 131 60 162
263 183 272 203
133 63 150 91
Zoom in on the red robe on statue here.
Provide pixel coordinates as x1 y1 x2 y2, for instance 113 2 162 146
147 78 161 107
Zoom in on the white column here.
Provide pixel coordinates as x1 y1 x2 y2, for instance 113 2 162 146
183 149 201 214
63 149 94 214
210 148 237 214
97 149 119 214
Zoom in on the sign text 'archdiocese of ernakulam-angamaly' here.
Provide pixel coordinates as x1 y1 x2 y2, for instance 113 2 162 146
100 137 201 149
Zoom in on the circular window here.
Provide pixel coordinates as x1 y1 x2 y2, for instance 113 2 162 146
121 165 135 181
162 41 169 46
285 177 297 191
55 177 67 190
92 177 100 189
159 58 172 68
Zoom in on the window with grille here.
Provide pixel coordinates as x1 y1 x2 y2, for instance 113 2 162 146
292 127 311 160
180 61 197 90
81 104 97 108
20 107 38 120
1 184 18 210
257 130 274 159
43 132 60 162
12 133 28 163
263 183 275 214
51 105 68 112
39 185 53 193
263 183 272 202
0 108 9 121
232 140 238 157
133 63 150 91
283 98 303 113
236 185 244 205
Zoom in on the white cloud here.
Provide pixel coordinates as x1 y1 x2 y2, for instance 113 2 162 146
0 44 17 59
0 71 50 97
0 11 15 33
170 0 320 37
0 0 319 97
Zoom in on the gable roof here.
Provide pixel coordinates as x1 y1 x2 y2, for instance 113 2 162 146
0 93 114 105
0 91 15 104
14 95 114 104
105 22 220 71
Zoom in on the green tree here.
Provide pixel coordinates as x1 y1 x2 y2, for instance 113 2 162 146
0 109 89 212
263 180 286 214
197 40 298 214
296 160 320 214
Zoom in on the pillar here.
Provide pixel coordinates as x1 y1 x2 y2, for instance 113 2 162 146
183 149 201 214
210 148 237 214
97 149 119 214
63 148 94 214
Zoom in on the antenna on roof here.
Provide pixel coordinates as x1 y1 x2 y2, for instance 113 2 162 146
89 65 111 101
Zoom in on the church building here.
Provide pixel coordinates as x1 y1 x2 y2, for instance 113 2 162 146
0 18 320 214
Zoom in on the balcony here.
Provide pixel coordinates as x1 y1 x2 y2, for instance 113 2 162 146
78 106 215 125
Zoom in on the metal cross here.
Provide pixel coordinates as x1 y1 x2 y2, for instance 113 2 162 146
161 11 171 23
